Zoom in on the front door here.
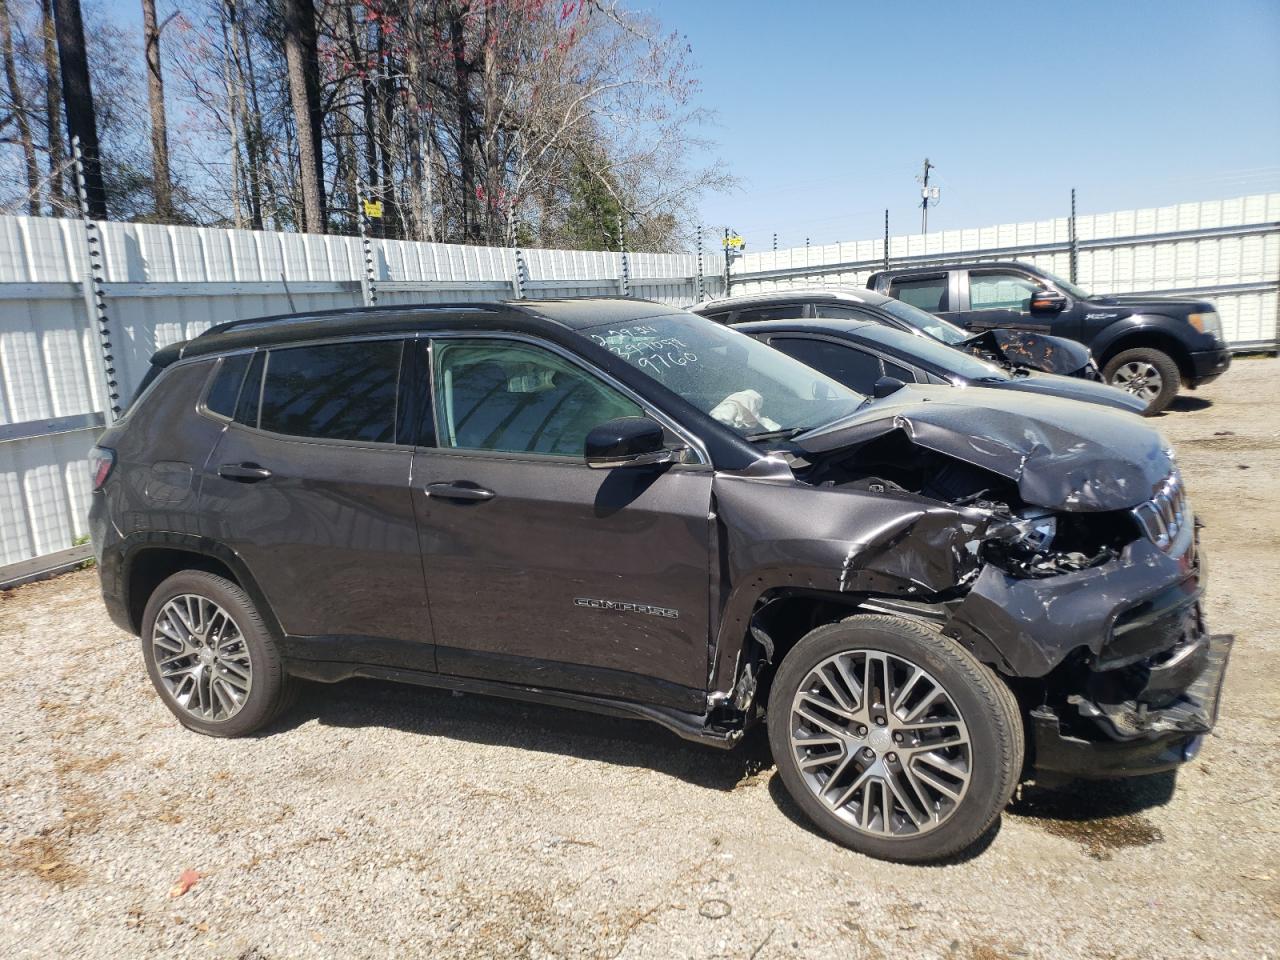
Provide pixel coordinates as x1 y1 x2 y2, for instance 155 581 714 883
411 337 714 712
964 269 1080 339
200 338 434 669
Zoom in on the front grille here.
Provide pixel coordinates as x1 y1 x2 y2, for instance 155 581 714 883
1131 471 1188 551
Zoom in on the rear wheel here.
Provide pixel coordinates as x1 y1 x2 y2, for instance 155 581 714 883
1103 347 1181 415
141 570 296 737
767 615 1023 863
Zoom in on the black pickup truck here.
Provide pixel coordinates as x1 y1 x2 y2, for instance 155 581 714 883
866 262 1232 414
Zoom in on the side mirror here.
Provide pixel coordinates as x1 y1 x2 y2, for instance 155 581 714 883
585 416 676 469
872 376 906 399
1029 288 1067 314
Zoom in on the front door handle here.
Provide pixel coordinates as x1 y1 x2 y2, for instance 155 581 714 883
425 482 495 502
218 462 273 483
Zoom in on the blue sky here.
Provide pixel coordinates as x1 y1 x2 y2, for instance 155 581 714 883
644 0 1280 248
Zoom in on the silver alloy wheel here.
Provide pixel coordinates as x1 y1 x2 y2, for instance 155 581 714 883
1111 360 1164 403
789 649 972 838
151 594 253 722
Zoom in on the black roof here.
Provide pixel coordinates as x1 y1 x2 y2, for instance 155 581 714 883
152 297 680 367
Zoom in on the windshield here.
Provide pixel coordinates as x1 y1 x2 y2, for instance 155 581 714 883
876 298 972 346
1034 267 1091 300
587 313 865 437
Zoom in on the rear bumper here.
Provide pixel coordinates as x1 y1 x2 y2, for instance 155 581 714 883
1029 632 1232 780
1186 347 1231 387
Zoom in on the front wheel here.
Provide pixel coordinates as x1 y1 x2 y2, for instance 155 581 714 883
1103 347 1181 415
767 615 1023 864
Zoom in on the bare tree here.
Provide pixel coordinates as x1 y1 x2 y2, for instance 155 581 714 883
52 0 105 217
141 0 175 218
1 0 40 214
39 0 65 212
281 0 325 232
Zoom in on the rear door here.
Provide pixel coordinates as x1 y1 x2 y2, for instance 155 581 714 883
200 338 433 669
886 273 967 328
410 335 715 712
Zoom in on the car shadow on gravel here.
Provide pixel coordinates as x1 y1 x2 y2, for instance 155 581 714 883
269 678 776 792
1162 395 1213 414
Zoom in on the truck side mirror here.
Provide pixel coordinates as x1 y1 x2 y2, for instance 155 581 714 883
584 416 676 469
1029 289 1067 314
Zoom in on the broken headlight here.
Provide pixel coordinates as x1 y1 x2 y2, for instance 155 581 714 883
1009 510 1056 552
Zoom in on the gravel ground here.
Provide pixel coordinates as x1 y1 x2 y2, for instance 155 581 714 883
3 359 1279 960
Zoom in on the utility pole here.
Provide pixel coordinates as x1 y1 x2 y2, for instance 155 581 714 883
917 158 939 234
53 0 106 219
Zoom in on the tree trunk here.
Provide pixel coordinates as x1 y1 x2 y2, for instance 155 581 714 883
141 0 174 219
39 0 65 213
232 1 264 230
281 0 325 233
1 0 41 215
52 0 106 218
448 6 476 242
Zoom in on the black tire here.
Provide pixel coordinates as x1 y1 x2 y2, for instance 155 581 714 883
767 614 1023 864
1103 347 1181 415
140 570 295 737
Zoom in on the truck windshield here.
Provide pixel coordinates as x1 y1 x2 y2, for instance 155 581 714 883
1034 267 1091 300
586 313 865 437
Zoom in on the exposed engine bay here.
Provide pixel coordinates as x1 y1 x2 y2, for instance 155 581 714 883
796 429 1137 580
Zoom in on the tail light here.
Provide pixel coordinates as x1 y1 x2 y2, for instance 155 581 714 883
90 446 115 490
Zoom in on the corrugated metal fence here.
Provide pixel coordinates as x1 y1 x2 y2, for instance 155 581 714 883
0 215 726 582
731 193 1280 351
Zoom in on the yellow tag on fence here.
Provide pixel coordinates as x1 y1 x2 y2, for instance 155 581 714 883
363 199 384 219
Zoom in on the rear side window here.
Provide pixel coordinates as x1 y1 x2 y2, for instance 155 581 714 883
770 337 883 394
889 275 949 313
733 303 808 323
814 304 875 321
204 354 251 418
257 341 402 443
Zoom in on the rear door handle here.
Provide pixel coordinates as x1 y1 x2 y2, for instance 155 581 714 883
218 462 273 483
425 482 495 502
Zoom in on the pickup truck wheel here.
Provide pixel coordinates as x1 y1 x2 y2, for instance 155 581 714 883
767 614 1022 864
1103 348 1180 415
141 570 295 737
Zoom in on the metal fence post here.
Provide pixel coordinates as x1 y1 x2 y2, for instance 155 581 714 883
512 246 527 299
696 226 705 302
1069 187 1078 284
616 212 631 297
357 183 378 307
71 135 120 422
883 209 890 274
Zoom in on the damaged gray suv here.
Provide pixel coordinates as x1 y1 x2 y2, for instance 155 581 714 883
89 298 1231 863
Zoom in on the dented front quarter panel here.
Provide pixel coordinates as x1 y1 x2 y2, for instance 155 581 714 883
963 329 1093 377
708 473 996 693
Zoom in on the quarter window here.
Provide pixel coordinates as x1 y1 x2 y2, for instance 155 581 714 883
889 276 949 313
204 354 250 418
969 271 1040 312
257 341 402 443
433 340 642 457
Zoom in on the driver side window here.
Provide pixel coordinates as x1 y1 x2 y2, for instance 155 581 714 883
431 340 641 457
969 271 1040 313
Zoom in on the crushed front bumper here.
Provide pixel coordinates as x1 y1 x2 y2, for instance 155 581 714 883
1029 631 1232 780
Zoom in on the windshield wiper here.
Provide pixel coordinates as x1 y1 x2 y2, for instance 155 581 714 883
744 426 808 442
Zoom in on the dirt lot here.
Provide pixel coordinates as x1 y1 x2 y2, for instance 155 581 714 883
3 359 1279 960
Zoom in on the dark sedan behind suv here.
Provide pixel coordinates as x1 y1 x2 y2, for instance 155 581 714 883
90 299 1230 864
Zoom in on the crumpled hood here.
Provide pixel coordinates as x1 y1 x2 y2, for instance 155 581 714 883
961 329 1094 377
795 384 1173 511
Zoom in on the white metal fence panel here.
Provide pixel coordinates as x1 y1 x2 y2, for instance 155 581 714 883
0 215 723 580
731 192 1280 349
